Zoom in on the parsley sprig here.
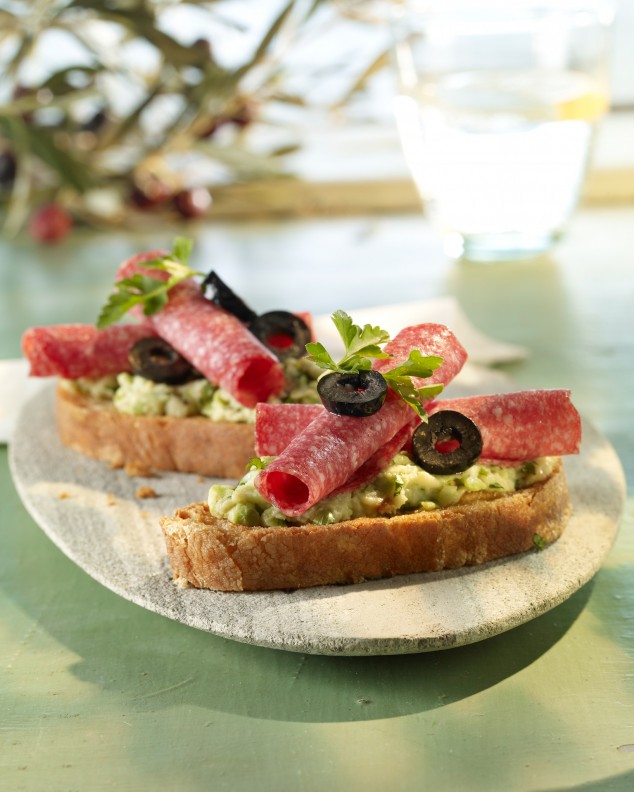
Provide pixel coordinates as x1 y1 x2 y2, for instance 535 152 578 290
96 237 203 329
305 310 445 417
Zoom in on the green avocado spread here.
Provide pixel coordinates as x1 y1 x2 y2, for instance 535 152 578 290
208 453 557 527
63 356 321 423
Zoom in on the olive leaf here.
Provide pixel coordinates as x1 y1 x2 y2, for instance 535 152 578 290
39 66 100 96
234 0 296 79
24 125 97 193
0 0 393 234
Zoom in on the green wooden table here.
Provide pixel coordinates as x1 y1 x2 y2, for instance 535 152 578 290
1 209 633 791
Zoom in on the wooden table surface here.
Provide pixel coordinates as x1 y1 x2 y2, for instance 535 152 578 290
1 207 633 791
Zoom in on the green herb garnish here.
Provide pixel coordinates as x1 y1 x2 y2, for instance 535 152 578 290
305 310 391 372
305 309 444 417
533 534 549 551
247 456 270 471
97 237 203 329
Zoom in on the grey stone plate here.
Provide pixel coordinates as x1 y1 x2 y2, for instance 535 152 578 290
9 384 625 656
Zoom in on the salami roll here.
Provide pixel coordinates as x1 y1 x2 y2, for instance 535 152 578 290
22 323 157 379
428 390 582 461
255 403 415 494
330 419 417 496
117 249 168 277
117 256 286 408
255 403 324 456
256 322 468 515
256 390 416 516
373 323 468 389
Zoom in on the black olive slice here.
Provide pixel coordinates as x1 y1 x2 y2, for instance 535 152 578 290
248 311 312 360
412 410 483 475
317 370 388 417
200 270 257 323
129 338 193 385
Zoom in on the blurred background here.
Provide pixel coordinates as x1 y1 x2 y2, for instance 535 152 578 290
1 0 632 246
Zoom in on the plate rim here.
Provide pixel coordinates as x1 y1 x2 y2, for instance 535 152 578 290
9 382 626 656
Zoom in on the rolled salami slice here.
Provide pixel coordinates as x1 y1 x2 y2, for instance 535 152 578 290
330 419 417 496
117 249 168 278
117 256 286 408
256 323 468 457
21 250 170 379
255 403 415 494
428 390 581 461
256 322 468 515
373 323 468 390
256 390 416 516
255 403 324 456
22 323 157 379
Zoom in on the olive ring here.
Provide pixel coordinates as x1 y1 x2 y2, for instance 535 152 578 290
317 370 388 417
249 311 312 361
201 270 257 324
412 410 483 474
129 337 193 385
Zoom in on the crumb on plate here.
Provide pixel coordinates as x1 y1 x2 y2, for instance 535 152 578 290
125 463 155 478
136 485 159 499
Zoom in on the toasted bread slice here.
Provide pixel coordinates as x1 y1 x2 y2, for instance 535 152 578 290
160 461 571 591
56 383 255 479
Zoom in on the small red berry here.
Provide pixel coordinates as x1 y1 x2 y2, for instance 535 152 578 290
28 203 73 244
173 187 212 219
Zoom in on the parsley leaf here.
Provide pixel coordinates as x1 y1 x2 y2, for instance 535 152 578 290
173 236 194 264
247 456 270 470
306 310 390 374
330 309 391 367
304 341 339 373
384 376 444 416
381 349 444 417
386 349 443 380
96 237 203 329
305 310 445 417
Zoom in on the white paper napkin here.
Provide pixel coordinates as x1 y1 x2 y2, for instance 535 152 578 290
0 359 48 444
0 298 526 444
312 297 527 365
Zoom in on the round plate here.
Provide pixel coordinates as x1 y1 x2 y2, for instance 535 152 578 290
9 384 625 656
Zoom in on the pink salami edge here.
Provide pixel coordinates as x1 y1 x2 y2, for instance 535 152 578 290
255 403 324 456
256 323 468 456
116 249 170 282
117 256 286 408
255 323 468 516
256 390 416 516
330 418 418 497
428 390 582 461
22 323 157 380
21 250 168 379
373 322 468 389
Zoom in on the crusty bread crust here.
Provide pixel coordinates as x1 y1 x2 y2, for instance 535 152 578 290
160 462 571 591
56 383 255 479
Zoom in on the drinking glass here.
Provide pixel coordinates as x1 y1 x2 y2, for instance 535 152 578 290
392 0 614 262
